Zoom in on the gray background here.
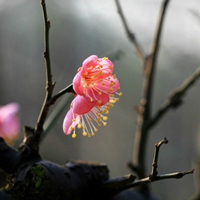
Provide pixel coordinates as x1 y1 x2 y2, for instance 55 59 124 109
0 0 200 199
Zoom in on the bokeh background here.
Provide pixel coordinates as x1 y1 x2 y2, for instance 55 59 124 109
1 0 200 199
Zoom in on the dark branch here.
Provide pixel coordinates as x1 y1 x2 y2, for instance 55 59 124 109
148 66 200 129
0 138 21 174
115 0 145 63
133 0 170 177
103 138 193 195
150 137 168 177
125 169 194 190
144 0 170 120
47 83 74 105
27 0 55 149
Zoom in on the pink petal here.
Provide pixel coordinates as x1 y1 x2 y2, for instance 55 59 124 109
0 116 19 138
98 59 114 74
73 71 85 96
63 109 80 135
72 95 95 115
82 55 98 71
95 75 120 94
0 103 19 119
95 93 110 106
86 89 110 106
0 103 20 140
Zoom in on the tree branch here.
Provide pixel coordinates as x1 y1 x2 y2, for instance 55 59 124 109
47 83 74 105
148 66 200 129
150 137 168 177
133 0 170 178
125 169 194 189
115 0 145 63
101 138 193 195
34 0 55 139
0 138 21 174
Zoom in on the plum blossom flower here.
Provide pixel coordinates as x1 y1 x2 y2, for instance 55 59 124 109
63 55 122 138
0 103 20 142
63 94 116 138
73 55 121 106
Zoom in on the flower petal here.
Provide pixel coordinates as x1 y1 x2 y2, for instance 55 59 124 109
82 55 98 71
63 109 81 135
86 89 110 106
95 75 120 94
72 95 95 115
0 103 20 141
63 109 73 135
0 103 19 119
73 71 85 96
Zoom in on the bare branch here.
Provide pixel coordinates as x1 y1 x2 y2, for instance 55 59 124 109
133 0 170 178
47 83 74 105
102 174 136 189
24 0 55 150
100 169 194 196
115 0 145 63
148 66 200 129
128 169 194 188
150 137 168 177
143 0 170 120
103 138 193 195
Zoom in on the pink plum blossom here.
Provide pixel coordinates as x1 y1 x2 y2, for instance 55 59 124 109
0 103 20 142
73 55 120 106
63 95 113 138
63 55 122 138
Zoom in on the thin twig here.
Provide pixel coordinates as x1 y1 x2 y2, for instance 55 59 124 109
101 168 193 193
47 83 74 105
144 0 170 121
126 169 194 189
111 138 193 194
150 137 168 177
133 0 170 178
148 66 200 129
115 0 145 63
101 174 136 189
34 0 55 144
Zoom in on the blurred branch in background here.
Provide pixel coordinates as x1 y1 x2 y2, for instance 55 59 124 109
116 0 170 178
115 0 145 64
148 66 200 129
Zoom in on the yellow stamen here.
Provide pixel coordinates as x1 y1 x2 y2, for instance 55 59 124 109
77 124 82 129
103 122 107 126
83 131 87 136
109 87 114 92
103 116 108 121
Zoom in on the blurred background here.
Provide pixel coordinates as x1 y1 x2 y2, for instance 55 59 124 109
0 0 200 199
